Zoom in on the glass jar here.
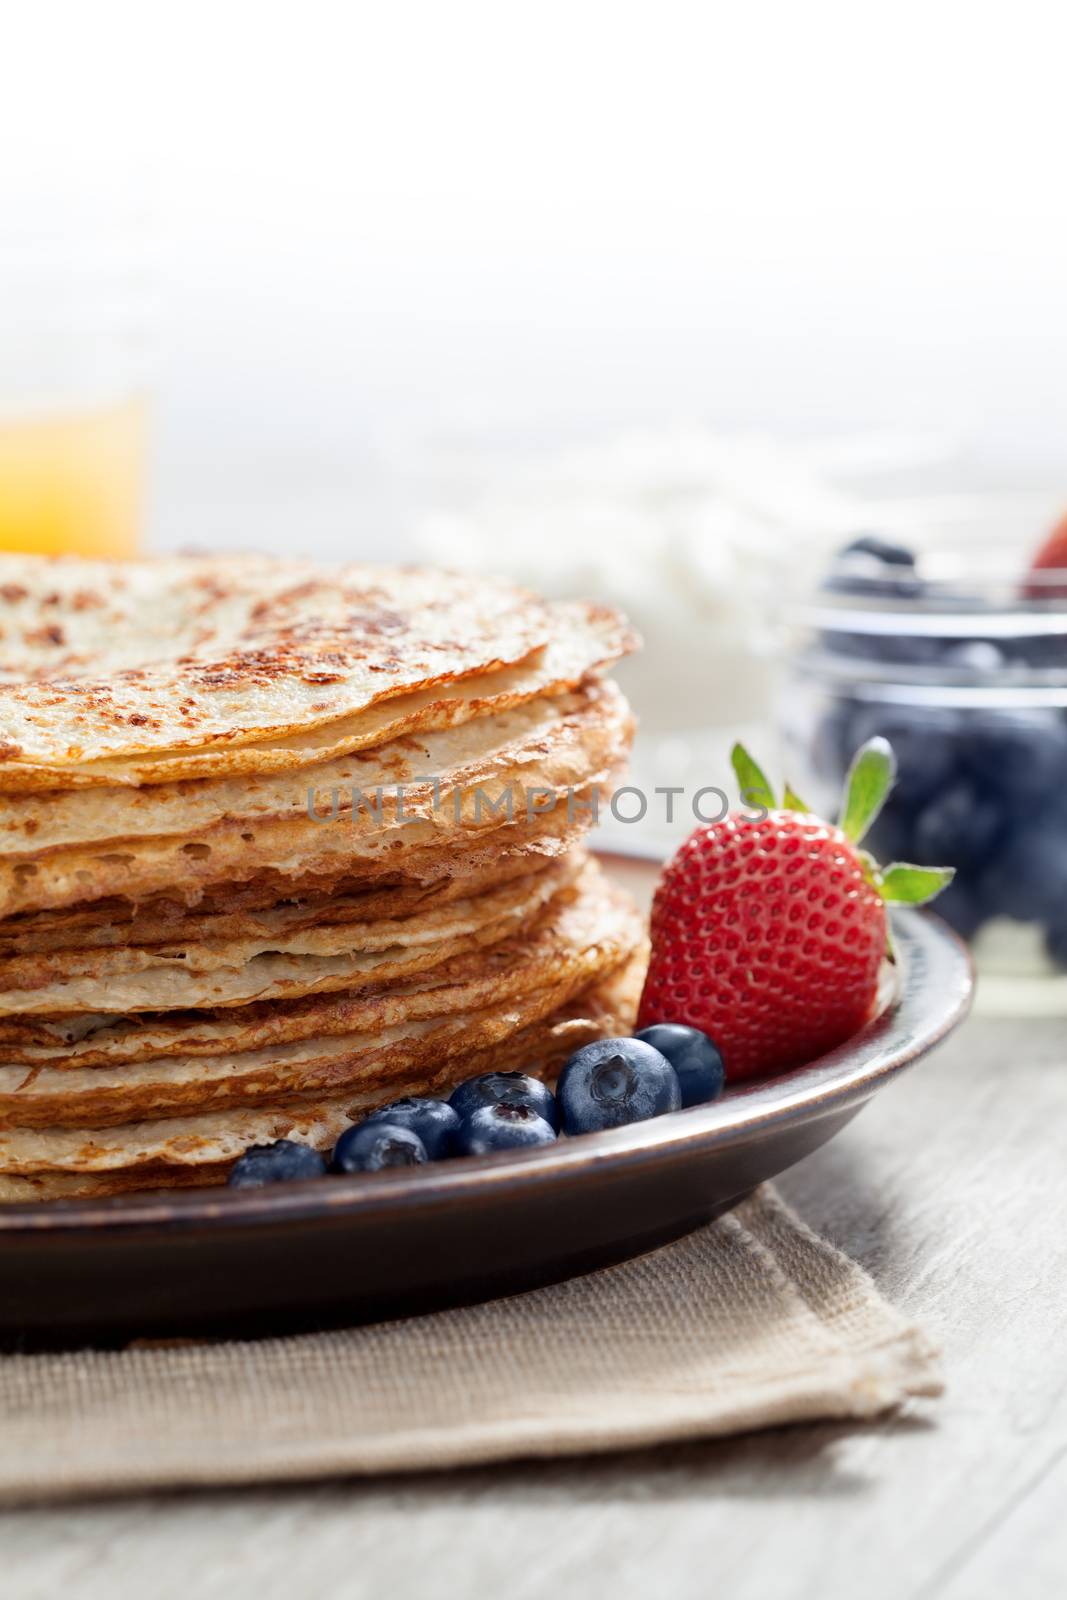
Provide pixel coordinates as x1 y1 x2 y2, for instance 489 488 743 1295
779 555 1067 1012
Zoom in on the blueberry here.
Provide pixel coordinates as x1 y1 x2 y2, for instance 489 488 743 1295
1045 922 1067 969
1008 630 1067 670
911 780 1003 873
962 713 1067 809
557 1037 681 1134
362 1096 459 1159
864 795 924 864
227 1139 327 1188
838 534 917 567
823 535 921 602
825 534 921 572
881 634 948 667
811 700 854 786
845 704 960 811
932 878 984 941
454 1103 557 1155
941 640 1006 676
634 1024 725 1107
976 826 1067 924
449 1071 558 1132
822 625 942 667
330 1122 428 1173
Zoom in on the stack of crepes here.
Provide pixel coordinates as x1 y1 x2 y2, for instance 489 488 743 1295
0 557 644 1200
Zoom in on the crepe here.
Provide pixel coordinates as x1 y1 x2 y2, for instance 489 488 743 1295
0 814 587 957
0 554 644 1204
0 678 624 855
0 864 638 1068
0 872 642 1129
0 679 631 918
0 855 579 1015
0 598 634 790
0 944 648 1194
0 852 541 958
0 559 560 770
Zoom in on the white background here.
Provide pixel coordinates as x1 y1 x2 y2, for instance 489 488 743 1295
4 0 1066 555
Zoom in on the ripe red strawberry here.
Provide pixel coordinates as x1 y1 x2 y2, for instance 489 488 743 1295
1029 508 1067 573
1025 508 1067 598
636 740 953 1082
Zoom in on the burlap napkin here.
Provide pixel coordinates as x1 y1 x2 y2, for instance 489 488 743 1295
0 1186 940 1502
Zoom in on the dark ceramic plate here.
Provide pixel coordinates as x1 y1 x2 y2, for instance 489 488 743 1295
0 859 972 1344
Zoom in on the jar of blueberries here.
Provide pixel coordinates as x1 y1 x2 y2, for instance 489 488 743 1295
780 531 1067 1009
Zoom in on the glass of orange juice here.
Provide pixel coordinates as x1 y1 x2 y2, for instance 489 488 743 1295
0 203 150 559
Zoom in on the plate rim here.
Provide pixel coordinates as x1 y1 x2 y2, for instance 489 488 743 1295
0 907 973 1238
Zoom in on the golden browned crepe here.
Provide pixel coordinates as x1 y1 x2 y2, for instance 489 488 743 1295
0 949 648 1200
0 871 643 1132
0 679 631 918
0 563 634 784
0 856 584 1015
0 555 643 1198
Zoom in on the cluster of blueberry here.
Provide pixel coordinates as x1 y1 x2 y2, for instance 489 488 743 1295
814 537 1067 959
227 1023 726 1187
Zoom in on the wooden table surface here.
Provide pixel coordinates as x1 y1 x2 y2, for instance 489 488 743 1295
4 1007 1066 1600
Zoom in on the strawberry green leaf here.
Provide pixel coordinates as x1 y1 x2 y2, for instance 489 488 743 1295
878 862 956 905
839 737 897 844
731 743 775 813
782 783 810 814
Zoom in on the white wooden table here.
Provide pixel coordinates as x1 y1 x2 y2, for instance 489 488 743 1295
4 1010 1066 1600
